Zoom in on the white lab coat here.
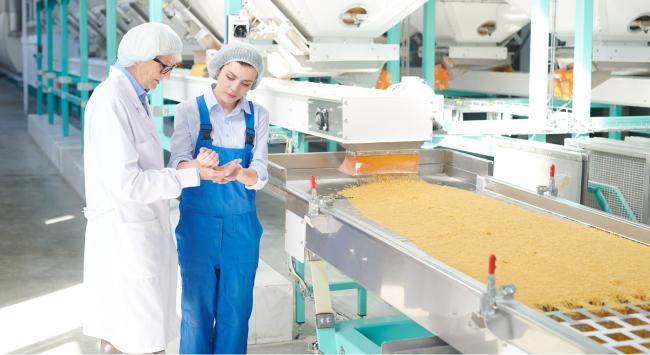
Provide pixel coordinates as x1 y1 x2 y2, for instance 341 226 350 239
82 67 198 353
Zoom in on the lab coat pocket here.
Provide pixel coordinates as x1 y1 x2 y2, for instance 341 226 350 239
117 218 164 279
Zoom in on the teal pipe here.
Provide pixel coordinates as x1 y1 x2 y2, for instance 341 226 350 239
422 0 436 87
36 1 43 115
293 258 305 324
386 23 401 84
46 0 55 124
587 181 638 222
292 131 308 152
106 0 117 73
357 287 367 317
60 0 69 136
79 0 88 147
588 186 613 214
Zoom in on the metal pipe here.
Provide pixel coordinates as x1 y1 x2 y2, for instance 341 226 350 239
422 0 436 88
36 0 44 115
21 0 28 113
60 0 69 136
46 0 55 124
106 0 117 72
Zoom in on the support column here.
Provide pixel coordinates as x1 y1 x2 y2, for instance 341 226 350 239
79 0 89 146
46 0 55 124
422 0 436 87
106 0 117 73
608 105 623 140
387 23 401 84
21 0 28 113
36 1 44 115
326 141 337 152
572 0 593 122
149 0 166 147
527 0 550 141
60 0 69 136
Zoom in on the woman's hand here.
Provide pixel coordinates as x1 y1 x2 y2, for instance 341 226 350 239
200 167 227 181
212 159 242 184
196 147 219 168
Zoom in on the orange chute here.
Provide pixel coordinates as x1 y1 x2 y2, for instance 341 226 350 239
554 68 573 100
434 64 449 90
375 69 392 90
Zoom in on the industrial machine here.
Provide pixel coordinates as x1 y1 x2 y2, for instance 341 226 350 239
267 148 650 354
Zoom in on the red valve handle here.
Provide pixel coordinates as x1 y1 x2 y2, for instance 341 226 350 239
488 254 496 275
550 164 555 178
310 175 316 190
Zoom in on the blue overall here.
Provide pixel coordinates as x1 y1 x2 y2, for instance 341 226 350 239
176 95 263 354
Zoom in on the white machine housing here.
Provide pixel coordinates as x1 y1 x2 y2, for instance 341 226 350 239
248 77 442 145
407 1 529 66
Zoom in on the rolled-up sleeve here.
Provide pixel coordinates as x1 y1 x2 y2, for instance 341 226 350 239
169 102 196 169
245 105 269 191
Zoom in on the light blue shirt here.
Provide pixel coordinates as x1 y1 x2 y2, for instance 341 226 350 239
114 65 148 110
169 85 270 191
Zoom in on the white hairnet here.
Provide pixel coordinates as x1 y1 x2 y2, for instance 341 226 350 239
208 42 264 89
117 22 182 67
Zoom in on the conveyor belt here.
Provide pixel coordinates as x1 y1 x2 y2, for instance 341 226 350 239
268 149 650 353
547 302 650 354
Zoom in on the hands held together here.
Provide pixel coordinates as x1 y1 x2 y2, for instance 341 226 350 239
185 147 243 184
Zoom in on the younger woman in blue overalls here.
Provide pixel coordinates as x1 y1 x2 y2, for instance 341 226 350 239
169 43 269 354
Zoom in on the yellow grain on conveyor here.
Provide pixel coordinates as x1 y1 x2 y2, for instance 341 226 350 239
340 176 650 311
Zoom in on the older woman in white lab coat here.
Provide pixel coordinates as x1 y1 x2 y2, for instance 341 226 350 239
82 22 222 354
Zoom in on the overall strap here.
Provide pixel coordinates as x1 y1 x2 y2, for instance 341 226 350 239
243 101 255 167
244 101 255 148
194 95 212 157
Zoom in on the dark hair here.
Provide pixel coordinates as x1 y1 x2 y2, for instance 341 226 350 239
237 61 254 68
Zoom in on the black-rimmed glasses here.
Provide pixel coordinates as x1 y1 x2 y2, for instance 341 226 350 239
153 57 176 74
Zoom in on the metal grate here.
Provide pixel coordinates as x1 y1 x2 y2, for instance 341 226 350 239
586 151 647 223
546 302 650 354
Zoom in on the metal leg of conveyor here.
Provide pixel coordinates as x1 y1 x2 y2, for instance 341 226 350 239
293 257 368 324
311 259 338 354
293 257 306 324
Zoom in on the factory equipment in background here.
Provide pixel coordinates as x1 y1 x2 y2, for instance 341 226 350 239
9 1 650 353
565 137 650 225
